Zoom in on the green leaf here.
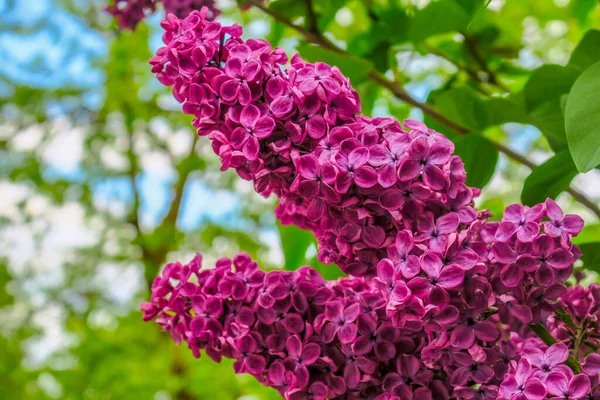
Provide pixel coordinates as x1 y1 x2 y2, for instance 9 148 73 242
267 21 286 46
484 97 530 127
374 6 411 43
478 197 505 221
530 100 570 146
524 65 580 144
277 222 315 270
268 0 307 20
571 0 598 28
524 65 580 112
455 0 492 32
452 135 498 188
521 151 578 206
434 86 488 131
573 224 600 245
277 223 347 278
409 0 470 42
308 255 346 280
579 242 600 273
297 44 373 84
569 30 600 71
566 61 600 172
454 0 488 16
356 81 380 117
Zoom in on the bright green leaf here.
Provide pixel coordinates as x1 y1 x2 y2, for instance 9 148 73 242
308 254 346 280
573 224 600 245
571 0 598 28
524 65 580 144
569 29 600 71
485 97 530 127
530 100 570 146
409 1 470 42
454 0 488 16
478 197 505 221
268 0 307 20
579 242 600 273
277 224 347 277
565 61 600 172
277 222 314 270
524 65 580 112
452 135 498 188
521 151 578 206
434 86 488 131
297 44 373 84
374 6 411 43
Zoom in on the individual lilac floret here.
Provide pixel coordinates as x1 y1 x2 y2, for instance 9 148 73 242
499 359 547 400
545 371 591 400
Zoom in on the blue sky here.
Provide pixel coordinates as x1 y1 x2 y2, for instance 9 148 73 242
1 0 245 230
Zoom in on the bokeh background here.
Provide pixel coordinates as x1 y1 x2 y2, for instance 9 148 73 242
1 0 600 399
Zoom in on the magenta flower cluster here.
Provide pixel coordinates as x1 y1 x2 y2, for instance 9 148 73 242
143 254 406 399
105 0 220 29
150 8 477 278
140 7 600 400
142 252 600 399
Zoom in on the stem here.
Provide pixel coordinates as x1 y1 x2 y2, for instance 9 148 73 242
529 323 581 373
462 33 511 93
246 0 600 219
555 309 579 330
304 0 319 36
573 319 589 363
424 45 492 96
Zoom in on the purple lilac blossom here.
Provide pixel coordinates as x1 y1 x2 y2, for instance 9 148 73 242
106 0 220 29
140 7 600 400
149 8 477 278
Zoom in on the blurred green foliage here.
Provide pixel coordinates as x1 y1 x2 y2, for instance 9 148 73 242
1 0 600 399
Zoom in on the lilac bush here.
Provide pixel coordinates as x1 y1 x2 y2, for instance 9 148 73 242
135 7 600 400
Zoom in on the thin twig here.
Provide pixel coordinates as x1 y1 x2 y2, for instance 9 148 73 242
573 320 588 363
424 44 492 96
462 33 511 93
304 0 319 36
246 0 600 219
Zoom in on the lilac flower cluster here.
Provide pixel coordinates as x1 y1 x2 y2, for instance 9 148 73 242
143 253 457 399
150 8 477 277
106 0 219 29
141 7 600 400
499 344 591 400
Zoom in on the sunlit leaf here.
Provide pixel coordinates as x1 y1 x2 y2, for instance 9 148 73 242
409 0 470 42
433 86 488 131
484 97 530 127
579 242 600 273
573 224 600 245
569 29 600 71
452 135 498 188
565 61 600 172
524 65 580 144
277 222 315 270
521 151 578 206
